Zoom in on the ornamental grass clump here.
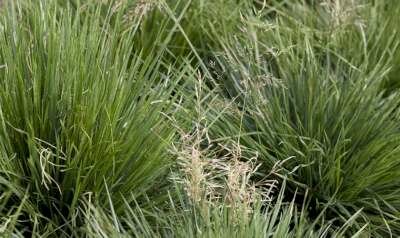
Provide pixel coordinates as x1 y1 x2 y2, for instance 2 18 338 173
208 2 400 235
0 1 189 235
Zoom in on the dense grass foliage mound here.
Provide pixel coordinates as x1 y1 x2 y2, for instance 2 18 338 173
208 1 400 236
0 0 399 237
0 2 190 235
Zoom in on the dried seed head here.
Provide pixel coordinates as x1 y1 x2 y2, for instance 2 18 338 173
134 0 157 16
320 0 363 28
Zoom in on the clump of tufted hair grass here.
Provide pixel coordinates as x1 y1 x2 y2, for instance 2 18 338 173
0 0 193 235
206 0 400 236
